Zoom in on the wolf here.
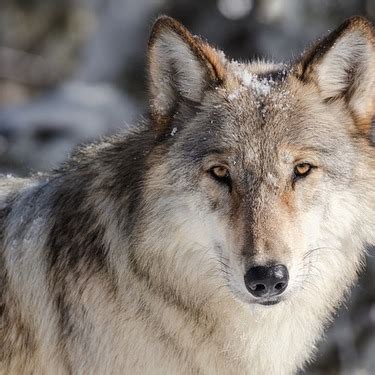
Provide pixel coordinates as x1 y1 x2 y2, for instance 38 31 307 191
0 15 374 374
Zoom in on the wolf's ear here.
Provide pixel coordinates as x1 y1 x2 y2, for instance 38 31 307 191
295 16 375 136
148 16 226 134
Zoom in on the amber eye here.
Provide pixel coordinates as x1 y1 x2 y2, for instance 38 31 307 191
209 166 231 185
294 163 313 178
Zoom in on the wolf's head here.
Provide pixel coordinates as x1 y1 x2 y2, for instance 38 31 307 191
141 16 375 308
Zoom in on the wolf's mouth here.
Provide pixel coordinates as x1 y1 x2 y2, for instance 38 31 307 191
258 299 281 306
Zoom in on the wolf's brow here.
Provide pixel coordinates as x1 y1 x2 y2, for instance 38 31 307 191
288 145 333 155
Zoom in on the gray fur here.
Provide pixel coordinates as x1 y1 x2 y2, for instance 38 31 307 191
0 16 375 374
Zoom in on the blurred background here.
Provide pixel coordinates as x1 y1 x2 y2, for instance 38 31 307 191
0 0 374 373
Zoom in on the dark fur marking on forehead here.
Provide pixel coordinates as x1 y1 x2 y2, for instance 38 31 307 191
257 69 289 82
257 100 267 126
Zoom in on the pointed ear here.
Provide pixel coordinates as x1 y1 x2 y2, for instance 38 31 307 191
295 16 375 136
148 16 226 134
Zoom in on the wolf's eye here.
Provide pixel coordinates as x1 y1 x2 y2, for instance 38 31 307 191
209 166 231 185
294 163 313 178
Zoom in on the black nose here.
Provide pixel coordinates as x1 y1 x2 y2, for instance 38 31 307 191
244 264 289 298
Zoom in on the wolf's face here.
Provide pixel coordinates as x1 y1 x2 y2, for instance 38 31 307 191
146 17 375 306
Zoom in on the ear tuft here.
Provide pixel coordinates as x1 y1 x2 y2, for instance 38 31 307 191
295 16 375 136
148 16 226 133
